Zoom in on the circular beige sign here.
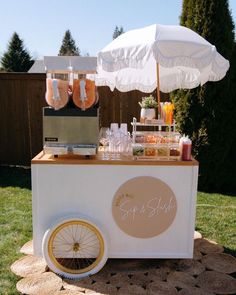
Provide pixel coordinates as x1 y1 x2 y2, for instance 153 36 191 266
112 176 177 238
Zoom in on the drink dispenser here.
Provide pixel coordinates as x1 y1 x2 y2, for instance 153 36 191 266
43 56 99 156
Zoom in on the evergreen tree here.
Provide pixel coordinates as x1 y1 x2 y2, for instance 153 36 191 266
1 32 34 72
173 0 236 194
113 26 124 39
59 30 80 56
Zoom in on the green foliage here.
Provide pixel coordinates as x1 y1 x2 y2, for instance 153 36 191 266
113 26 125 39
58 30 80 56
1 32 34 72
173 0 236 194
196 192 236 256
139 95 158 108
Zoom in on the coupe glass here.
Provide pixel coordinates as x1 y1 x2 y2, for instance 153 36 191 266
99 127 110 146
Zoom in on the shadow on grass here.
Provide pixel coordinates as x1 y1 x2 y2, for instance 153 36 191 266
223 246 236 259
198 186 236 197
0 166 31 189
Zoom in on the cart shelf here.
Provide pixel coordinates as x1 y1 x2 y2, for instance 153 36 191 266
131 117 176 131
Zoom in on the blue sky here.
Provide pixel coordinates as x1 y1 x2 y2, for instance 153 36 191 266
0 0 236 58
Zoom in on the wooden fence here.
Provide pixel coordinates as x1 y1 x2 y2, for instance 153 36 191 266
0 73 47 166
0 73 168 166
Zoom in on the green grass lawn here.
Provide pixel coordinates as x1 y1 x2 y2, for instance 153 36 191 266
0 167 32 294
0 166 235 294
196 192 236 256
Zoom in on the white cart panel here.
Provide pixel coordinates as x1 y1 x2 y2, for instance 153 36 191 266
32 153 198 259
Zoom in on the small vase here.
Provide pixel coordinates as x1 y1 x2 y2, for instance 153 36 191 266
140 108 156 122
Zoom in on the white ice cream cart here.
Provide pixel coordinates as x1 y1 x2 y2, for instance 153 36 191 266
32 152 198 279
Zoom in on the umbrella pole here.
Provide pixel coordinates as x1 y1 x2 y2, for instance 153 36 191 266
156 63 161 119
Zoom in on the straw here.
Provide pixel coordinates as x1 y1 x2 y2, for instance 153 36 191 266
118 284 147 295
194 238 224 254
62 277 92 292
196 271 236 294
109 272 132 288
10 255 47 278
89 268 110 282
106 258 153 272
193 248 203 261
16 272 62 295
194 231 202 239
49 291 84 295
91 281 118 294
147 281 178 295
179 286 214 295
20 240 33 255
167 271 196 289
201 253 236 274
126 272 151 287
176 259 205 276
147 267 169 282
38 290 85 295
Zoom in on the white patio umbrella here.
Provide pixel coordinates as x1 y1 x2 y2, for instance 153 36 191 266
93 24 229 116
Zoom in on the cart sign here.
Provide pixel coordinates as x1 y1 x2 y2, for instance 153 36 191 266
112 176 177 238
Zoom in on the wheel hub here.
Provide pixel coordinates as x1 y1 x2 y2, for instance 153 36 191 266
73 242 80 252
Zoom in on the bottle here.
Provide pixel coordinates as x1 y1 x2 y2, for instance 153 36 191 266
181 136 192 161
169 103 174 124
163 102 168 124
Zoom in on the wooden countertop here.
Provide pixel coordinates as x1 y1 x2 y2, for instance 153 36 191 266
32 151 198 166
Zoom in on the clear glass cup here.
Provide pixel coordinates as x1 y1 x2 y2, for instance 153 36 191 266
110 123 119 133
120 123 128 135
109 135 121 160
99 127 110 159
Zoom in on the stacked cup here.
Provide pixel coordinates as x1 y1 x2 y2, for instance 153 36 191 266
108 123 132 159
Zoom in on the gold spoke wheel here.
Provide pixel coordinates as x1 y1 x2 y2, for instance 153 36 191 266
43 218 107 279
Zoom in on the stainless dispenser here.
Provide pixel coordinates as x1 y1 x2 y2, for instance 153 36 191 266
43 56 99 156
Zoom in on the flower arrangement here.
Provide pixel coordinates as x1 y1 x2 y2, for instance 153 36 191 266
138 95 158 109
